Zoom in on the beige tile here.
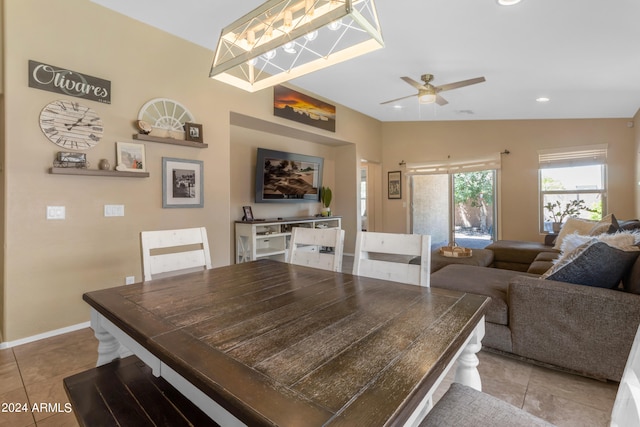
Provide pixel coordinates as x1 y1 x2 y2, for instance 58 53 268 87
0 348 16 366
477 351 533 408
523 387 610 427
432 351 533 408
527 365 618 413
0 352 24 396
15 331 97 386
35 411 79 427
0 387 35 427
25 368 92 423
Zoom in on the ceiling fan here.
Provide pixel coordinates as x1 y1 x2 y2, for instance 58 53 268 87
380 74 486 106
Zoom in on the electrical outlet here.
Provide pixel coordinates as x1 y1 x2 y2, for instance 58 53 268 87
104 204 125 217
125 276 135 285
46 206 65 220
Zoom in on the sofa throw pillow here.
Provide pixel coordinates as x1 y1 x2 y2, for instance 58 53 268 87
542 240 640 289
589 213 613 235
553 217 597 250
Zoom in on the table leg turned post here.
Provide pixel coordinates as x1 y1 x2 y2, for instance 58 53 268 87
454 317 485 391
90 309 122 367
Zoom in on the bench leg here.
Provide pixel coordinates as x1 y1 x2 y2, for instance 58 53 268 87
454 318 484 391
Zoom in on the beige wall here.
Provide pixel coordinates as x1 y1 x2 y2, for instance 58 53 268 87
2 0 637 343
1 0 382 342
381 119 637 242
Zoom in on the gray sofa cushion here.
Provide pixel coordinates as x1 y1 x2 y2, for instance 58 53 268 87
541 240 640 289
486 240 558 271
421 383 553 427
431 264 538 325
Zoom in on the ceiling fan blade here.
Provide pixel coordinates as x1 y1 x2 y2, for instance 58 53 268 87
380 93 417 105
436 77 486 93
436 95 448 106
401 76 426 91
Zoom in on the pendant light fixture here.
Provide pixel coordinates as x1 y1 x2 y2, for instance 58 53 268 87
210 0 384 92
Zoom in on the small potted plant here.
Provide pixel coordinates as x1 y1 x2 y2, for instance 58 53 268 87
321 187 332 217
544 199 592 233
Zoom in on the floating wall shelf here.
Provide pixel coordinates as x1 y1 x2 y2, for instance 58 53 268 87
133 134 208 148
49 167 150 178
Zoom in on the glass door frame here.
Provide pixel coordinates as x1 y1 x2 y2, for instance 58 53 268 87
410 169 498 246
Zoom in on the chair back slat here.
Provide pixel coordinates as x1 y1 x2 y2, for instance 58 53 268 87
352 231 431 287
287 227 344 272
141 227 211 281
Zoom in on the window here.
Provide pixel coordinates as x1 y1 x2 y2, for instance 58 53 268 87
539 145 607 233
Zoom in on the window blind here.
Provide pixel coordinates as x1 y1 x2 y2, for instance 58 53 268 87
538 144 608 169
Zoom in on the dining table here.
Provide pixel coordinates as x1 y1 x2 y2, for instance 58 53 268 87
84 259 490 426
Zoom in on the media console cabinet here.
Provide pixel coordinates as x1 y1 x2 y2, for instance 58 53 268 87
235 216 342 263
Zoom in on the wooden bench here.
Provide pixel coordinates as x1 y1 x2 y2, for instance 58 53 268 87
64 356 219 427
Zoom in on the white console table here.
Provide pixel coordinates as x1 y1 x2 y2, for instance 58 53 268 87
235 216 342 263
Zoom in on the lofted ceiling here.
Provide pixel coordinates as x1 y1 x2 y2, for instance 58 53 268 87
92 0 640 122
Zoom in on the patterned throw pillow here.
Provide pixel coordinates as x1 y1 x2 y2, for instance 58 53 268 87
542 239 640 289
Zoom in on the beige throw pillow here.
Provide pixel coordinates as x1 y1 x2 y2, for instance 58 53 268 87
553 217 597 250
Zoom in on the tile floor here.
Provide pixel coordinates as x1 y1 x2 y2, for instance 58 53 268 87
0 327 618 426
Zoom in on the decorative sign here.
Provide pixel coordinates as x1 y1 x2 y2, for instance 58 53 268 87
274 85 336 132
28 60 111 104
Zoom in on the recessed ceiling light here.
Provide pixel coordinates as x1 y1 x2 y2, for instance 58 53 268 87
393 105 403 110
536 97 550 103
497 0 522 5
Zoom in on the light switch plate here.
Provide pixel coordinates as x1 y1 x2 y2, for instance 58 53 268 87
104 204 125 217
46 206 65 220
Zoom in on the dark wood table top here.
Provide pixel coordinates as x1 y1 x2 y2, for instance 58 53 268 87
84 260 489 427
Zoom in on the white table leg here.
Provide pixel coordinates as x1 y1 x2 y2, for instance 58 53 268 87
454 317 485 391
91 309 122 366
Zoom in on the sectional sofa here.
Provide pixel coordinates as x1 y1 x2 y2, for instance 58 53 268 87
430 217 640 381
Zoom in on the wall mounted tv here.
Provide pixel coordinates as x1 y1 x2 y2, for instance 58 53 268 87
255 148 323 203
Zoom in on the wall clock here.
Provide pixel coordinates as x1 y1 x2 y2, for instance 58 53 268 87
39 100 104 150
137 98 195 133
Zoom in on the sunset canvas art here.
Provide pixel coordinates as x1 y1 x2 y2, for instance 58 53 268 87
273 85 336 132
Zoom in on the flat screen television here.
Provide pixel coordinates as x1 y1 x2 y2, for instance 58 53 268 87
255 148 323 203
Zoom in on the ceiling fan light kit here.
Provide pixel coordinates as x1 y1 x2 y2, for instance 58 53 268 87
381 73 486 107
210 0 384 92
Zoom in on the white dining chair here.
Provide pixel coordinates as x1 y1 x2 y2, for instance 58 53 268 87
287 227 345 272
420 323 640 426
140 227 212 281
352 231 431 287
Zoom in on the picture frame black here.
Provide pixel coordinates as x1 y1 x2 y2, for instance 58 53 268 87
388 171 402 199
185 122 203 143
162 157 204 208
242 206 254 221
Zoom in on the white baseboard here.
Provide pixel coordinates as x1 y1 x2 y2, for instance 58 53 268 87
0 321 91 349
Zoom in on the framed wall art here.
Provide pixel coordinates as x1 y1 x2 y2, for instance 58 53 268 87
116 142 146 172
162 157 204 208
388 171 402 199
185 122 203 143
273 85 336 132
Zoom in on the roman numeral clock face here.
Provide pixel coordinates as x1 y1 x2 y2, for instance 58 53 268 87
39 100 104 150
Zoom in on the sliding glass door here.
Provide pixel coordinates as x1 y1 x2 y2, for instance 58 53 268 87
411 170 496 249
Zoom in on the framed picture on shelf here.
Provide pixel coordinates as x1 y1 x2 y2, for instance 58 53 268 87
388 171 402 199
242 206 254 221
162 157 203 208
185 122 203 143
116 142 146 172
